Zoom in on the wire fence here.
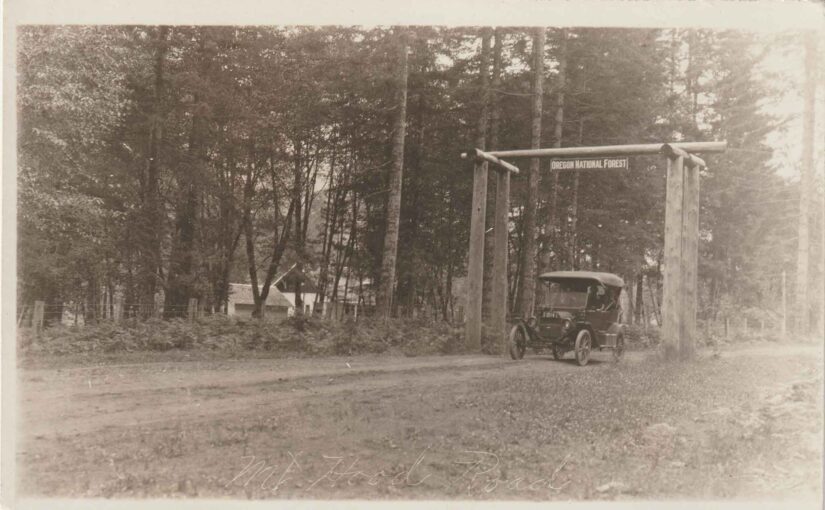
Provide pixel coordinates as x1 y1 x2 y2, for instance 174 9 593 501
699 316 786 340
16 298 387 332
18 297 790 338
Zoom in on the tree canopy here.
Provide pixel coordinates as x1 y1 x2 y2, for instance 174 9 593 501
17 25 822 326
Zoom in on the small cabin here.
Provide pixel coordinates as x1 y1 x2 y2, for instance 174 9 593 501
226 283 293 319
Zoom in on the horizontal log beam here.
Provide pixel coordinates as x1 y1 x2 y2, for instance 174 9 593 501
660 144 707 168
461 148 520 174
488 141 727 159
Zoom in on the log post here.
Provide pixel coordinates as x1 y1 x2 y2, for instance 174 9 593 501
640 276 649 331
465 161 488 351
680 161 699 359
490 169 510 354
662 155 685 359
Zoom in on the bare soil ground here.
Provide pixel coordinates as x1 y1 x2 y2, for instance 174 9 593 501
17 342 823 502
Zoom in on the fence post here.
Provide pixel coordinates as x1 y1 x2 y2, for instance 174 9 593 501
188 298 198 322
33 300 45 336
17 305 30 328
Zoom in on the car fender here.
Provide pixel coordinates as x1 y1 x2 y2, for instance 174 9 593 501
573 323 597 343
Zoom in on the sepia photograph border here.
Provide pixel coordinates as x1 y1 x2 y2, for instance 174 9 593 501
3 0 823 509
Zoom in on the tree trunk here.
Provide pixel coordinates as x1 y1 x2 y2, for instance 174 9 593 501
472 28 493 322
516 28 544 318
648 275 662 326
241 163 265 318
445 184 455 322
85 277 98 325
140 26 169 316
376 28 409 319
545 28 566 272
796 31 816 334
489 26 503 189
315 147 339 309
165 102 203 317
293 141 305 315
640 276 649 329
569 117 583 269
242 141 295 319
634 272 644 324
396 52 427 316
165 30 214 318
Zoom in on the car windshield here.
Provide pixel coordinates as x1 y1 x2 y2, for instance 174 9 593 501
540 280 589 308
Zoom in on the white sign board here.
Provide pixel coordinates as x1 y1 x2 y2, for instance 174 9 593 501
550 157 629 171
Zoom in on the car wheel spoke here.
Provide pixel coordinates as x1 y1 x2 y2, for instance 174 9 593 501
575 331 591 366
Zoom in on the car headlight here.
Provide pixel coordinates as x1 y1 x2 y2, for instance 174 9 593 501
562 319 572 331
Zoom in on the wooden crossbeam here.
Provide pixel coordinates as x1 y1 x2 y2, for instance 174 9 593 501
461 148 520 174
660 143 706 168
488 141 727 159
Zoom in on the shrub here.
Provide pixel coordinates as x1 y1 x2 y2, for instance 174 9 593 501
19 314 470 359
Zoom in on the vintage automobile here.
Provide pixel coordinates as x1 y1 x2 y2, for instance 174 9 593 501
508 271 626 366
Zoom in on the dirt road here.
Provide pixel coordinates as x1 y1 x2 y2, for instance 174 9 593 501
21 350 628 438
17 343 824 501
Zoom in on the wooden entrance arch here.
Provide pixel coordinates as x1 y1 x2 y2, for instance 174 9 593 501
461 141 727 359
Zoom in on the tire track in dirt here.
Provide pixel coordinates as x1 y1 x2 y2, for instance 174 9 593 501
23 354 598 439
25 344 809 442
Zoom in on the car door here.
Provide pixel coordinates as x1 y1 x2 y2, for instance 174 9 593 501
584 284 612 345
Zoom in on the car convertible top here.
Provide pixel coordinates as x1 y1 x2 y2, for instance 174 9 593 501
537 271 625 288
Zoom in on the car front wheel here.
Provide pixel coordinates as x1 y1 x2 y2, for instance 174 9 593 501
508 325 527 360
574 330 591 366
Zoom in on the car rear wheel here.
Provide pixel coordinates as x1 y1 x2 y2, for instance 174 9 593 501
613 335 625 361
574 330 591 366
508 325 527 360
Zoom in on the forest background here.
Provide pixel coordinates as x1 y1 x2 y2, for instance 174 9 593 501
15 25 825 334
